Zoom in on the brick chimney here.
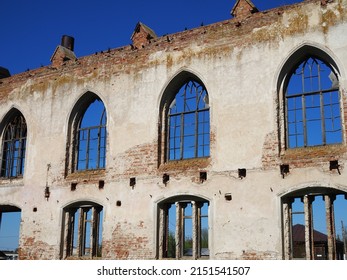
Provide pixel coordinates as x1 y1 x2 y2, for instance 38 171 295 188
131 22 157 49
231 0 259 20
50 35 76 67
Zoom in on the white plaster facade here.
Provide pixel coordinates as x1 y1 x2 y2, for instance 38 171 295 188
0 0 346 259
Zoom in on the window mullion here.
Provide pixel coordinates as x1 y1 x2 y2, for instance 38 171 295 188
180 113 184 160
97 127 101 169
90 207 95 258
63 210 72 258
195 110 198 158
320 91 326 145
195 87 199 158
285 95 290 148
19 138 25 175
86 129 91 170
16 139 22 177
74 128 81 171
302 94 307 147
9 140 15 177
167 113 171 161
175 202 182 259
192 201 198 259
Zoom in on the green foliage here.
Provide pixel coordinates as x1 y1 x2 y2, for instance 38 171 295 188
167 231 176 258
201 228 208 248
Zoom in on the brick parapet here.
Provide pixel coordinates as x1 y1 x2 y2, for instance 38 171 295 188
0 1 333 97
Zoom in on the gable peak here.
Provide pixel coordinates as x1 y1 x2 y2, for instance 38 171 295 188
231 0 259 19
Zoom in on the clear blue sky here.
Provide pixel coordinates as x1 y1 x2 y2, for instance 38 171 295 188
0 0 303 252
3 0 345 254
0 0 303 75
0 0 346 255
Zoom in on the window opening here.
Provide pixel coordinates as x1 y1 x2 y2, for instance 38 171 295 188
200 202 209 257
165 204 176 258
1 114 26 178
183 203 193 257
291 198 305 259
168 80 210 160
334 195 347 260
159 198 209 259
285 57 341 148
0 207 21 260
62 204 103 259
312 196 328 260
75 99 106 171
283 190 347 260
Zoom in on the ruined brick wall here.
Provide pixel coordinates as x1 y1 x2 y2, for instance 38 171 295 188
102 221 153 260
0 0 346 260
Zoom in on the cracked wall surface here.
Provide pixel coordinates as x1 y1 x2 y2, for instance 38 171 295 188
0 0 346 260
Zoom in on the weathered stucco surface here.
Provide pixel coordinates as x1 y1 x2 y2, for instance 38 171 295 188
0 0 346 259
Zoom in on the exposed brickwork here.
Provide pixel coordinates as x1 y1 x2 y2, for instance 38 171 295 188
231 0 258 20
51 46 76 68
102 221 153 260
65 169 106 183
131 22 157 50
20 237 56 260
263 90 347 171
159 158 211 175
262 136 347 171
0 2 336 100
0 0 345 260
118 142 158 177
241 250 278 260
261 132 281 169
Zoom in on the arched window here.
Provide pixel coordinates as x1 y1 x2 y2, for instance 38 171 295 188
282 187 347 260
73 97 106 171
158 196 209 259
1 112 27 178
285 56 342 148
167 79 210 160
61 201 103 259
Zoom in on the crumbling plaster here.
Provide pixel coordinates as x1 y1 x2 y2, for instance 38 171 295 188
0 0 346 259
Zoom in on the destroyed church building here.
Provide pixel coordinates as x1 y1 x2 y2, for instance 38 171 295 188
0 0 347 260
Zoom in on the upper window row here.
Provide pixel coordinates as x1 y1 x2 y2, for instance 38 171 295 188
0 49 343 178
285 56 342 148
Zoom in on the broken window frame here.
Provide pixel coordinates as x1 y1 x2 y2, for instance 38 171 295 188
73 98 107 172
158 197 209 260
285 56 342 148
61 202 103 259
167 79 210 161
0 113 27 178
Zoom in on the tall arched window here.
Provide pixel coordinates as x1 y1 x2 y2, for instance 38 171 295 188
1 111 27 178
167 79 210 160
285 56 342 148
72 95 106 171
